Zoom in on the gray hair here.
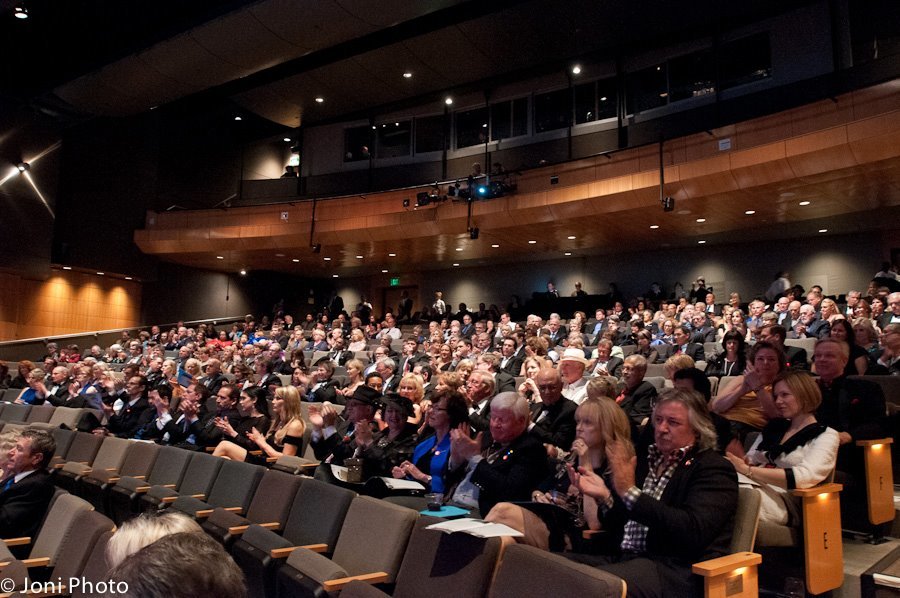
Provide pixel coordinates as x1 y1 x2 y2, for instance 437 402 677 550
653 388 718 451
106 512 202 569
489 391 530 420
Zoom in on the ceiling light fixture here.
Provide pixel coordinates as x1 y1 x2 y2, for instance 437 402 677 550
381 269 388 273
745 210 756 215
125 277 133 280
323 257 331 261
292 258 299 263
14 4 28 19
239 269 247 275
528 240 537 244
96 272 104 276
564 252 572 256
216 256 224 260
696 218 706 223
356 255 363 259
403 72 412 79
455 248 463 252
650 225 659 229
388 253 396 257
799 201 811 206
332 274 339 278
16 162 29 173
567 235 576 240
452 263 459 267
698 240 706 244
571 65 582 75
234 116 242 121
62 266 72 270
283 137 291 142
818 229 828 233
445 97 453 105
315 97 324 103
491 244 500 248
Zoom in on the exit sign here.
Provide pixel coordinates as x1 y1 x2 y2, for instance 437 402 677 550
390 277 400 287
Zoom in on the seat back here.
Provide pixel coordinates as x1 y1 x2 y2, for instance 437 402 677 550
146 445 193 487
392 516 501 598
88 436 132 473
490 544 626 598
243 469 303 525
30 493 94 566
62 432 104 465
50 510 115 580
3 403 31 422
47 406 87 428
205 459 265 510
50 428 76 461
731 487 762 553
26 404 55 423
331 496 417 580
116 441 160 478
72 530 112 598
177 451 224 497
282 478 356 549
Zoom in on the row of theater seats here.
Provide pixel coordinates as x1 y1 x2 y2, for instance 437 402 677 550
0 427 631 598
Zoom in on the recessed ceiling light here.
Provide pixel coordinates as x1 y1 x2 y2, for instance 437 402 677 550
124 277 133 280
323 257 331 261
356 255 363 259
649 225 659 229
234 116 242 121
571 65 582 75
283 137 291 142
698 240 706 244
696 218 706 223
403 72 413 79
745 210 756 215
275 253 285 257
14 6 28 19
818 229 828 233
332 274 339 278
62 266 72 270
600 96 607 101
452 263 460 267
455 247 463 252
96 272 104 276
445 97 453 105
216 256 224 260
315 97 324 103
567 235 576 240
292 259 300 263
491 244 500 248
381 269 388 273
239 269 247 275
388 253 396 257
528 240 537 244
799 201 811 206
564 252 572 256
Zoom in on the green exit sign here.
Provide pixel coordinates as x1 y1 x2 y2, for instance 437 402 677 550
390 277 400 287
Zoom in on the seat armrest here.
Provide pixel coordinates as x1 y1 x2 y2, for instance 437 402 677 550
322 572 390 593
692 552 761 577
270 544 328 559
23 557 51 568
3 537 31 546
135 486 151 493
856 438 893 448
792 483 842 497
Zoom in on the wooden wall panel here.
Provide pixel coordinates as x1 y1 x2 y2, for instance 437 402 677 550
0 271 142 341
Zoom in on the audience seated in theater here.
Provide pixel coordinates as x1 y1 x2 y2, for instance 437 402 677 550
0 431 20 479
443 392 552 517
306 360 340 404
465 370 497 434
616 355 657 426
524 368 577 456
107 531 246 598
705 330 747 378
664 354 695 384
823 319 869 376
396 373 426 425
758 324 807 370
12 368 45 405
0 429 56 548
253 358 283 394
791 303 830 339
871 323 900 375
671 325 705 362
725 370 839 525
567 389 737 598
486 395 631 552
95 376 154 439
878 291 900 329
632 330 658 366
213 385 305 464
352 393 418 479
709 342 785 453
476 353 516 395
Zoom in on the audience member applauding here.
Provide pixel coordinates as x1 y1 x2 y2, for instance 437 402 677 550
213 385 304 463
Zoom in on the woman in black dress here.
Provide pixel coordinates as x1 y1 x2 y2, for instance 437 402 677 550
355 393 418 478
214 387 272 450
213 385 305 462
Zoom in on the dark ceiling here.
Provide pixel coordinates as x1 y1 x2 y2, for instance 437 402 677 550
1 0 816 130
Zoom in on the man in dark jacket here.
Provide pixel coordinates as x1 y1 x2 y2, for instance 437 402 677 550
0 429 56 556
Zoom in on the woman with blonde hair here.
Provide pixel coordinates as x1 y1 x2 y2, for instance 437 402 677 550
664 353 695 382
213 385 305 462
338 358 366 398
347 329 367 352
485 397 632 551
397 373 426 424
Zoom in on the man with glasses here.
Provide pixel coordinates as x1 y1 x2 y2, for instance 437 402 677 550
878 292 900 330
527 368 576 455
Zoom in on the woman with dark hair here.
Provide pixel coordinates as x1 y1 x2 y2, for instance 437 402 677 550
392 388 469 493
355 394 419 478
214 387 272 451
710 341 785 453
825 319 868 376
8 360 34 389
725 370 838 524
632 329 658 365
704 330 747 378
288 348 307 374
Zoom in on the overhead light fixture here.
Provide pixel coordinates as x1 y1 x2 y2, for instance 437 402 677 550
333 274 339 278
16 162 29 173
283 137 291 142
356 255 363 259
62 266 72 270
696 218 706 223
14 4 27 19
818 229 828 233
403 72 413 79
528 240 537 244
799 201 811 206
125 277 133 280
323 257 331 261
96 272 105 276
567 235 576 240
388 253 396 257
315 97 324 103
491 244 500 248
234 116 242 121
239 269 247 275
381 269 388 273
564 252 572 256
452 263 460 267
216 255 224 260
455 247 463 252
745 210 756 215
600 96 608 101
571 65 582 75
698 240 707 244
650 225 659 229
275 253 285 257
292 258 300 263
445 97 453 105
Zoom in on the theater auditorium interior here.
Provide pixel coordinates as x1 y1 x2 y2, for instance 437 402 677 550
0 0 899 596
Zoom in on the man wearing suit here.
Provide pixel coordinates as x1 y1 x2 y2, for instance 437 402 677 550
704 293 721 317
466 370 497 433
792 304 830 339
315 336 354 368
878 292 900 329
396 337 424 376
0 429 57 550
376 358 400 393
590 340 624 378
445 392 552 516
99 376 154 438
689 313 716 344
39 366 72 407
459 314 476 338
590 308 609 339
773 296 792 326
617 355 658 426
871 323 900 375
253 358 283 394
498 338 523 376
570 390 737 598
758 325 808 370
528 368 576 453
476 354 516 394
672 326 705 362
542 313 568 347
197 358 227 396
307 361 340 404
309 385 382 464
